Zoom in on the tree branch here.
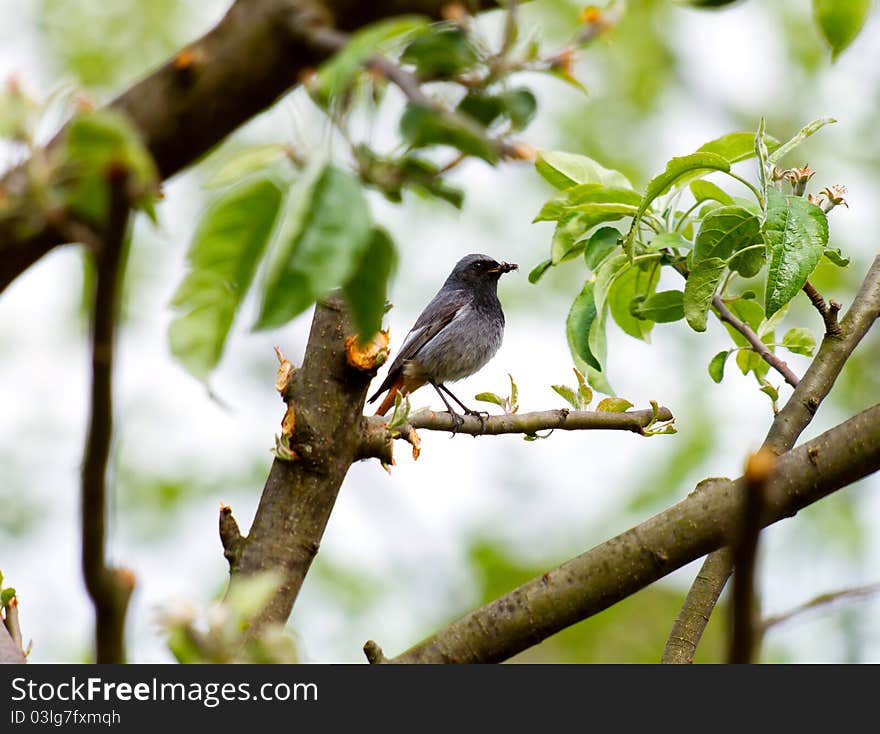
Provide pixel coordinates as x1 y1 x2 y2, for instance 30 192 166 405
765 252 880 454
0 597 26 664
226 296 379 633
80 175 134 664
802 280 841 337
727 448 775 664
666 252 880 663
758 581 880 638
712 294 800 388
660 547 733 664
369 404 880 663
357 406 674 461
0 0 501 294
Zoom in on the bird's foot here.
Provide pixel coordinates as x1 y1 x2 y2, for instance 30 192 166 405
445 409 465 437
464 408 490 435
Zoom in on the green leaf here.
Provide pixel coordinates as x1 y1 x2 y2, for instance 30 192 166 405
206 144 289 189
584 227 622 270
707 350 730 383
813 0 871 60
343 227 397 340
566 280 601 371
59 109 158 224
643 152 731 202
683 257 726 332
316 16 426 102
596 397 633 412
401 23 479 77
759 382 779 403
593 253 631 317
823 247 850 267
400 104 496 162
728 297 765 333
689 180 733 206
256 165 372 329
534 183 641 222
501 88 538 131
696 131 780 165
736 345 771 378
475 392 505 407
692 206 764 277
528 259 552 283
169 177 282 380
782 327 817 356
608 260 660 340
763 189 829 317
626 152 730 256
647 232 692 252
457 91 505 127
769 117 837 164
631 290 685 323
552 384 579 409
0 587 15 607
535 151 633 190
551 213 591 263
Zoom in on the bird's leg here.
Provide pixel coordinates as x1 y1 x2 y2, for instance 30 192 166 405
438 384 488 434
429 381 464 435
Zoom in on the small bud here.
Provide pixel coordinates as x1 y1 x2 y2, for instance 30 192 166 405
441 2 468 22
820 184 848 209
506 141 537 162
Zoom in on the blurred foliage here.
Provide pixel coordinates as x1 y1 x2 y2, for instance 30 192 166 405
38 0 193 92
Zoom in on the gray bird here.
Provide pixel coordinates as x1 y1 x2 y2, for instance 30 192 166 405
368 253 518 421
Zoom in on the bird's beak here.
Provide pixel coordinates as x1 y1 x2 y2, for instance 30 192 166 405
488 262 518 274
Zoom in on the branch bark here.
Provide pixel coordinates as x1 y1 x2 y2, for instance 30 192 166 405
660 547 733 664
358 406 674 462
712 294 799 388
226 296 378 632
370 404 880 663
0 0 500 294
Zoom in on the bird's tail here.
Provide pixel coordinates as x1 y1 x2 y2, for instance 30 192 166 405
373 374 404 416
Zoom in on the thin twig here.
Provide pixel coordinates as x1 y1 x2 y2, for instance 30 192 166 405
759 582 880 637
713 295 800 388
728 448 776 664
81 171 134 663
802 280 842 336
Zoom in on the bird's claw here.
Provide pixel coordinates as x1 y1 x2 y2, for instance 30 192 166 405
465 409 490 435
446 409 465 437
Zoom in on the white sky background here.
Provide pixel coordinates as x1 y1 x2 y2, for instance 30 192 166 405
1 0 879 662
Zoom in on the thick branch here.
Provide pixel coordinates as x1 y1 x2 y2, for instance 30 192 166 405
374 404 880 663
660 547 733 664
0 0 500 294
228 296 378 632
666 252 880 662
713 295 799 388
81 179 134 664
765 252 880 453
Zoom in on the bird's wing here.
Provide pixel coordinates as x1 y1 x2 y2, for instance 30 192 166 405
367 289 467 403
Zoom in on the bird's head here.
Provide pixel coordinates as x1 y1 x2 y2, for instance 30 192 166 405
447 253 518 288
